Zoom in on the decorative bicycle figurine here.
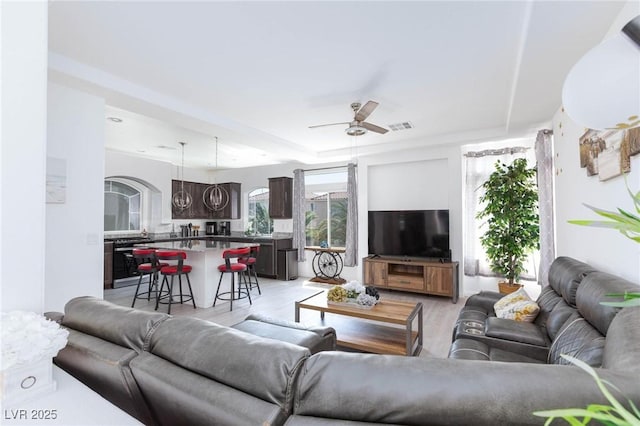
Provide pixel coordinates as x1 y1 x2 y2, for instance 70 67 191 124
307 246 345 281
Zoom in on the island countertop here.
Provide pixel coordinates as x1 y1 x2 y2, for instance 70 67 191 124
133 239 256 253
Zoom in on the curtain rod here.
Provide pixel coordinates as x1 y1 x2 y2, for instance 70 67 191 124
463 146 530 158
300 164 356 173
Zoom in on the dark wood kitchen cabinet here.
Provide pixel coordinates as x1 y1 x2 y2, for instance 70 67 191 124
172 180 241 220
268 177 292 219
104 241 114 289
209 182 241 220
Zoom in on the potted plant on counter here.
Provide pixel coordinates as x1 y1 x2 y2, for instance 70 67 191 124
477 158 540 294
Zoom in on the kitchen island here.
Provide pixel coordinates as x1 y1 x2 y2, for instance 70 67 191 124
150 233 293 279
134 240 258 309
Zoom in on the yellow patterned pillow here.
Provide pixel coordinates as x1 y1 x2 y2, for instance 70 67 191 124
496 300 540 322
494 287 531 315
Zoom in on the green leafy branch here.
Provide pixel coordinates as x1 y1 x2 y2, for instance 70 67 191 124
569 180 640 307
600 292 640 308
533 355 640 426
568 182 640 243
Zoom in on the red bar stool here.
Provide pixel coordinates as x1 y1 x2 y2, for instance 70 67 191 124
131 249 167 308
213 247 252 311
238 246 261 294
155 250 196 314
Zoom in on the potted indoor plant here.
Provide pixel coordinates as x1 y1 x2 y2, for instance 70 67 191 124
477 158 540 294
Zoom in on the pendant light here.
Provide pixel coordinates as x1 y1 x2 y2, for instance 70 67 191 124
203 136 229 211
172 142 193 210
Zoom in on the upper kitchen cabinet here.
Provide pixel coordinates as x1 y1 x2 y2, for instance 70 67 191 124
172 180 241 219
210 182 241 219
268 177 293 219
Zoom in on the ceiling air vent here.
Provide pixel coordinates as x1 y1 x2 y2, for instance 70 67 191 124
388 122 414 131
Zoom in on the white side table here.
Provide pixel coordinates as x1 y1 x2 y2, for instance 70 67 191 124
1 366 142 425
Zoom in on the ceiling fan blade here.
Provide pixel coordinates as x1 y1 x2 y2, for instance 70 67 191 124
361 121 388 134
309 122 350 129
354 100 379 122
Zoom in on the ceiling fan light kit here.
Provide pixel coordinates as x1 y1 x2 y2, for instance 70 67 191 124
346 124 367 136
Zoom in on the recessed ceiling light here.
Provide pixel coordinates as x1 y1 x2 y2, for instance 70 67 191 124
107 117 123 123
157 145 177 150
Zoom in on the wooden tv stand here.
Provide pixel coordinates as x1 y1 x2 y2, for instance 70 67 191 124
363 257 459 303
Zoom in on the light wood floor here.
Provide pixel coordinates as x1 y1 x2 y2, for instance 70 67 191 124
104 277 465 358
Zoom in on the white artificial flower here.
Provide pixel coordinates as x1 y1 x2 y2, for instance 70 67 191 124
343 280 365 294
356 293 378 306
1 311 69 370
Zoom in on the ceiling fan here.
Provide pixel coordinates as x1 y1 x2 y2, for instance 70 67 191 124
309 101 388 136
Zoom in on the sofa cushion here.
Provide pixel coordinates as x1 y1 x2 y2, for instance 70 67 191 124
147 316 309 411
533 285 564 326
602 307 640 373
485 317 547 346
547 256 596 307
544 299 578 340
449 338 544 363
131 352 287 426
496 300 540 322
232 313 336 354
61 296 169 352
494 287 532 316
293 352 606 425
54 328 156 425
576 271 639 335
547 313 605 366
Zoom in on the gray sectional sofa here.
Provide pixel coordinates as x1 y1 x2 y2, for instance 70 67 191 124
47 257 640 425
449 256 631 364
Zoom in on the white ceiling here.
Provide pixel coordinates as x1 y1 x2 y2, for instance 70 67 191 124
47 1 626 169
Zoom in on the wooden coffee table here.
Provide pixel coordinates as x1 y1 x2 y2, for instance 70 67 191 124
295 291 423 356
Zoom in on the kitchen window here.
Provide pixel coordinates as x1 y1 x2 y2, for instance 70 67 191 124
104 179 141 232
248 187 273 235
305 170 348 248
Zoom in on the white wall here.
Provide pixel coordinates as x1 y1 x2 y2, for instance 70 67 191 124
105 150 211 232
552 1 640 284
359 145 463 290
367 159 449 210
1 1 48 312
44 84 106 312
553 108 640 283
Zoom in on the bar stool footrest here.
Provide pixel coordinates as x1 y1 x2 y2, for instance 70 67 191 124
214 290 251 302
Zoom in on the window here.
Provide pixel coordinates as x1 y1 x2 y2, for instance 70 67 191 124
305 171 348 248
104 180 141 232
248 187 273 235
463 145 539 281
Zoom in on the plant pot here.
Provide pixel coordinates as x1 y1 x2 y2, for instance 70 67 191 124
498 281 523 294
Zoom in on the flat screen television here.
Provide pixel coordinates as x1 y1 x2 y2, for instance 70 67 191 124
368 210 450 260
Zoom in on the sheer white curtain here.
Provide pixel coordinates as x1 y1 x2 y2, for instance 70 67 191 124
535 130 555 287
344 163 358 267
463 146 538 280
292 169 306 262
